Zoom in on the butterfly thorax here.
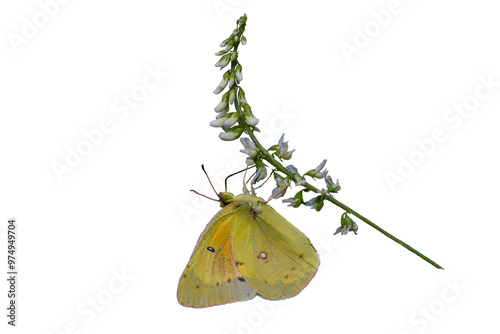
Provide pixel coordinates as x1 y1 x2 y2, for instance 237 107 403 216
219 193 266 208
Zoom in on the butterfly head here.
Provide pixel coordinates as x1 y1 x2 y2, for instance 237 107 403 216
218 192 235 207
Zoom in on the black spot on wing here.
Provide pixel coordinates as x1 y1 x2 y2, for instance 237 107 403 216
237 277 246 282
207 246 215 252
227 278 232 283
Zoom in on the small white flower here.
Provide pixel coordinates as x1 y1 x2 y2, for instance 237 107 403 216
222 116 238 131
325 176 341 193
246 116 259 127
285 165 305 185
214 50 227 56
271 177 289 199
214 92 229 112
215 54 231 69
251 166 267 184
241 35 247 45
245 157 254 165
295 177 306 186
313 159 328 179
213 71 230 94
210 118 224 127
215 106 229 119
238 88 247 105
219 128 243 141
283 197 300 207
334 214 358 235
229 89 236 105
214 100 228 113
228 72 236 89
223 40 234 52
214 101 228 112
235 64 243 81
277 134 295 160
304 198 315 207
286 165 299 175
240 137 258 158
231 52 238 61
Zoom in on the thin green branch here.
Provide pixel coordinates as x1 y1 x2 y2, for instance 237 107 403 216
216 14 443 270
237 114 443 269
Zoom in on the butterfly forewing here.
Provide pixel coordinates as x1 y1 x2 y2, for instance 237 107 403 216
177 203 257 308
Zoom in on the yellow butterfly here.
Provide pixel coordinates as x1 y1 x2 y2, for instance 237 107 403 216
177 191 320 308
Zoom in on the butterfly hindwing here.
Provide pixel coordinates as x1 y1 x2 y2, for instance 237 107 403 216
229 196 319 300
177 202 257 308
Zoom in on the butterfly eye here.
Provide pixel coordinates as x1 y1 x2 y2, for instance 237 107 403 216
207 246 215 252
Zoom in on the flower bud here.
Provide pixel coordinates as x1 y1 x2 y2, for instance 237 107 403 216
251 166 268 184
246 116 259 127
213 70 230 94
238 88 247 105
215 54 231 69
214 92 229 112
235 64 243 82
222 116 238 131
228 72 236 89
223 39 234 52
229 89 236 105
219 127 243 141
209 118 224 128
240 137 259 158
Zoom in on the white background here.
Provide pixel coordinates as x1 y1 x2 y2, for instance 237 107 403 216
1 0 499 333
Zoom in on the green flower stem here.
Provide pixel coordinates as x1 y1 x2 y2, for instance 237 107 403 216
237 116 443 269
225 14 442 269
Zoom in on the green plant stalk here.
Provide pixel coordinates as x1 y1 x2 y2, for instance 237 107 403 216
236 113 443 269
226 15 442 270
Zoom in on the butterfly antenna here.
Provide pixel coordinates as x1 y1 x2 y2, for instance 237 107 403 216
201 164 219 197
263 185 288 204
190 190 219 202
245 170 256 185
254 169 275 190
225 165 255 192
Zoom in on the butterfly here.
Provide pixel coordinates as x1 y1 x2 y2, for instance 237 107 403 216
177 190 320 308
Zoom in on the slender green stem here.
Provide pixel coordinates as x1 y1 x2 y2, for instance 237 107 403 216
226 14 442 269
237 117 443 269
